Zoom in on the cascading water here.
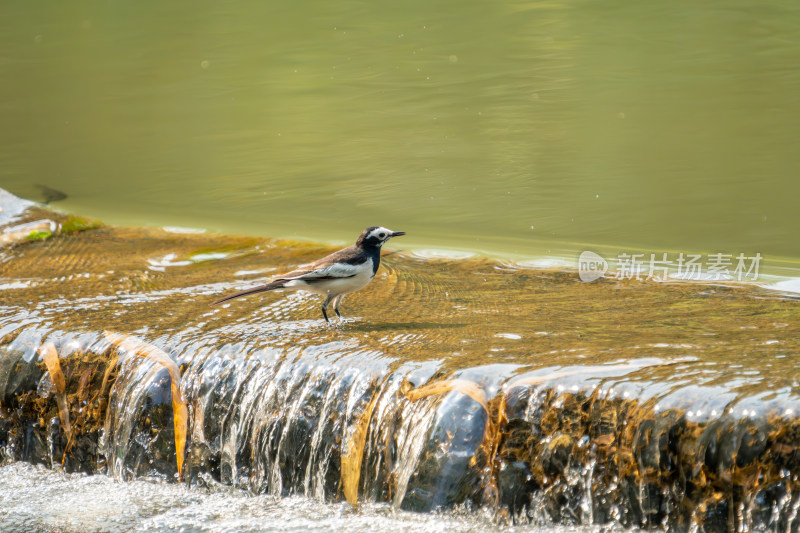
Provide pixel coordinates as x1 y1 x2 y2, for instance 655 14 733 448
1 190 799 531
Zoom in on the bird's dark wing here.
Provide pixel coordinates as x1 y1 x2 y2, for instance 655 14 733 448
278 245 366 281
210 245 366 306
281 262 360 283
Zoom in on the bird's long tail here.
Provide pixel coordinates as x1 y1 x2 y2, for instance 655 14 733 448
210 279 288 306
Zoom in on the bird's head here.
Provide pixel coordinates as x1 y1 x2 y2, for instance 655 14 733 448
357 226 406 248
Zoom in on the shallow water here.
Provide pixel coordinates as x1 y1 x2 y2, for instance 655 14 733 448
1 195 800 530
3 2 800 529
1 0 800 270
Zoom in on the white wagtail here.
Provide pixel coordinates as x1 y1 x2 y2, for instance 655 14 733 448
210 226 405 322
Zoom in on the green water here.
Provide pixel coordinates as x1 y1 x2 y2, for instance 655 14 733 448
1 0 799 267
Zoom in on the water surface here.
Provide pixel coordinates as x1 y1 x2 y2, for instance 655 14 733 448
1 462 627 533
1 199 799 530
1 0 799 268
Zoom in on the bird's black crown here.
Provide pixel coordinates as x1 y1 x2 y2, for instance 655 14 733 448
356 226 403 248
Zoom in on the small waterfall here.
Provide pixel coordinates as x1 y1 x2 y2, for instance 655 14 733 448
2 193 800 530
2 325 800 530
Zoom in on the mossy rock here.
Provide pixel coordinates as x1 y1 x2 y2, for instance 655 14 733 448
61 216 103 234
26 230 52 241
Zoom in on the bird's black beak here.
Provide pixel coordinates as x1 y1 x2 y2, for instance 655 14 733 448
390 231 406 238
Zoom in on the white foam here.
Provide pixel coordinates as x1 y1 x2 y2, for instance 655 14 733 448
162 226 207 234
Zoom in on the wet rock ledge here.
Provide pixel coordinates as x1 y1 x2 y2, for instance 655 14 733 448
1 189 799 531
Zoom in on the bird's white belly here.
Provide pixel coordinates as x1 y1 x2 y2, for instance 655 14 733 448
286 265 374 296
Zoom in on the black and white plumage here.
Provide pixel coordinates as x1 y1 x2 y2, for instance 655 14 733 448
210 226 405 322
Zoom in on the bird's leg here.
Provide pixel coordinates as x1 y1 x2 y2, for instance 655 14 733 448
321 294 333 324
332 294 345 319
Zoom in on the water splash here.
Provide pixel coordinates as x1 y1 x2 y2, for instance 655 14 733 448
1 201 800 530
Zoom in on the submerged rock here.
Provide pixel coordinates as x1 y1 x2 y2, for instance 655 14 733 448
0 347 44 404
400 392 487 512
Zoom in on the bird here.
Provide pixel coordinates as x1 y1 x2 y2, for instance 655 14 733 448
210 226 405 322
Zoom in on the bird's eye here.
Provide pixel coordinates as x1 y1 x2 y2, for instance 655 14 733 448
378 233 386 239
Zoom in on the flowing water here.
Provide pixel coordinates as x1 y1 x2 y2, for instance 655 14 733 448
0 462 613 533
1 193 799 531
2 1 800 530
1 0 800 271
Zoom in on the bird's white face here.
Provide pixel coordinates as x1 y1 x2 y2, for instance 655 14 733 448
362 226 405 247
